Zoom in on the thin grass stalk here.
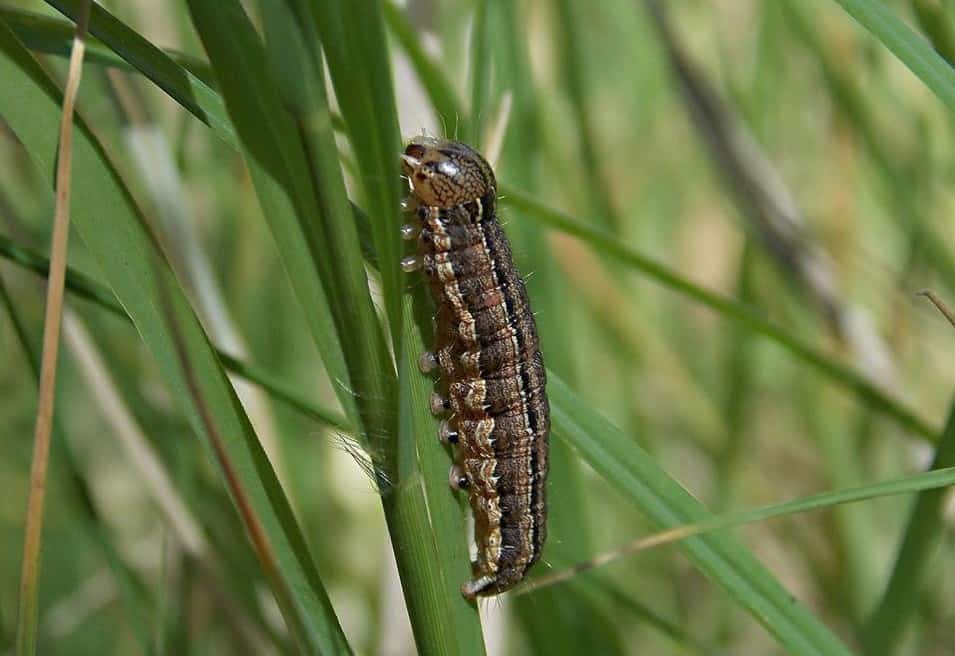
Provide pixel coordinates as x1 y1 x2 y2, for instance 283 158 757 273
382 1 464 130
16 4 90 653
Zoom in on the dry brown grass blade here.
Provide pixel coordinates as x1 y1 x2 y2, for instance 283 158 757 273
16 3 91 653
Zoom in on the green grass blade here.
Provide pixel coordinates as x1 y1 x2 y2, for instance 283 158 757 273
548 374 853 655
309 0 404 348
863 398 955 655
183 0 391 438
0 234 351 433
501 188 937 443
44 0 235 147
828 0 955 111
1 7 214 84
259 2 484 650
386 297 485 654
665 466 955 549
0 24 350 654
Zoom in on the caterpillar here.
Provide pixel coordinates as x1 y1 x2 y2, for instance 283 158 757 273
400 137 549 599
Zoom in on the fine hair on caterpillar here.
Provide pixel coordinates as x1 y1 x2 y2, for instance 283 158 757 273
400 136 550 599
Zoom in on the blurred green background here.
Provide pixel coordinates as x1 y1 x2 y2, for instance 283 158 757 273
3 0 955 654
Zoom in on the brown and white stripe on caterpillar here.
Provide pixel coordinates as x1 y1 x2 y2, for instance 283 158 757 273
400 137 549 599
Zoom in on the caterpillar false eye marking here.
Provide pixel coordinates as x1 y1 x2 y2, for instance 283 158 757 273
401 137 549 599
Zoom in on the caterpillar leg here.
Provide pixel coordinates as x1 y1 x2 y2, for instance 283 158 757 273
449 465 469 490
438 419 459 444
400 223 421 240
418 350 438 373
461 575 497 600
400 255 421 272
429 392 449 415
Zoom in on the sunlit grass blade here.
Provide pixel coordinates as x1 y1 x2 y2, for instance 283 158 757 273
502 188 937 443
547 374 853 655
0 23 350 654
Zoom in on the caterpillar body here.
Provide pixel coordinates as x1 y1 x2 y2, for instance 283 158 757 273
400 137 549 599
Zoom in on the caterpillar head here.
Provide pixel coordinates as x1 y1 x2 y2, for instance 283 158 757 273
401 137 496 208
